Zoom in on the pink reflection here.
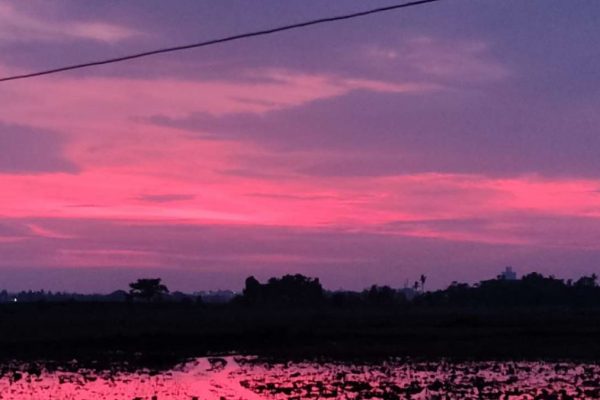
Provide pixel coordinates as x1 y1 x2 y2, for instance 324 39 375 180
0 357 262 400
0 357 599 399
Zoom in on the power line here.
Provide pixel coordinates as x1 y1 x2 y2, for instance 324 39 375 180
0 0 442 83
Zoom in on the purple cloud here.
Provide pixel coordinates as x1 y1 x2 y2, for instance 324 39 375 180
151 88 600 178
2 216 600 292
138 194 196 203
0 122 78 173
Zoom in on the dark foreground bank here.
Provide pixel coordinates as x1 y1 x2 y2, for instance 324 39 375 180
1 302 600 369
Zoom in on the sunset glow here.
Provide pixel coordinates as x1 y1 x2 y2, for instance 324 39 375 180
1 0 600 292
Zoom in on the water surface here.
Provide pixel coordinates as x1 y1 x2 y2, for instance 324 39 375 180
1 357 599 399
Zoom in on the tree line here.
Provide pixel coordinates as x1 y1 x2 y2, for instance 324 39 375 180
3 272 600 308
236 272 600 308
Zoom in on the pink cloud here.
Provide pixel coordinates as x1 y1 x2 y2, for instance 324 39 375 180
0 3 140 43
26 223 74 239
365 36 509 83
2 163 600 251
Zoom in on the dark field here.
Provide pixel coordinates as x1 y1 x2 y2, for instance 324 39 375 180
1 303 600 368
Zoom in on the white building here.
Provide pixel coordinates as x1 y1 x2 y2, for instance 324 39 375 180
499 266 517 280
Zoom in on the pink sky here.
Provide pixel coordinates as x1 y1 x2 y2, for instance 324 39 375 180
1 1 600 292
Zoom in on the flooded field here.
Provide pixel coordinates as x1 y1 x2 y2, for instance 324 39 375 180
0 356 599 399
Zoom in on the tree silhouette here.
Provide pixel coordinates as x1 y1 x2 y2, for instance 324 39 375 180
241 274 323 306
129 278 169 301
575 274 598 288
420 274 427 292
365 285 405 306
414 271 600 308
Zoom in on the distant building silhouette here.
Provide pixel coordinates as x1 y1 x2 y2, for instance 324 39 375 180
499 266 517 280
398 287 418 300
194 290 236 303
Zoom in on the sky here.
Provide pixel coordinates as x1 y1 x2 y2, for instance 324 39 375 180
1 0 600 292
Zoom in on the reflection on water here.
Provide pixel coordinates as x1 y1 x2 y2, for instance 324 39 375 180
0 356 599 399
